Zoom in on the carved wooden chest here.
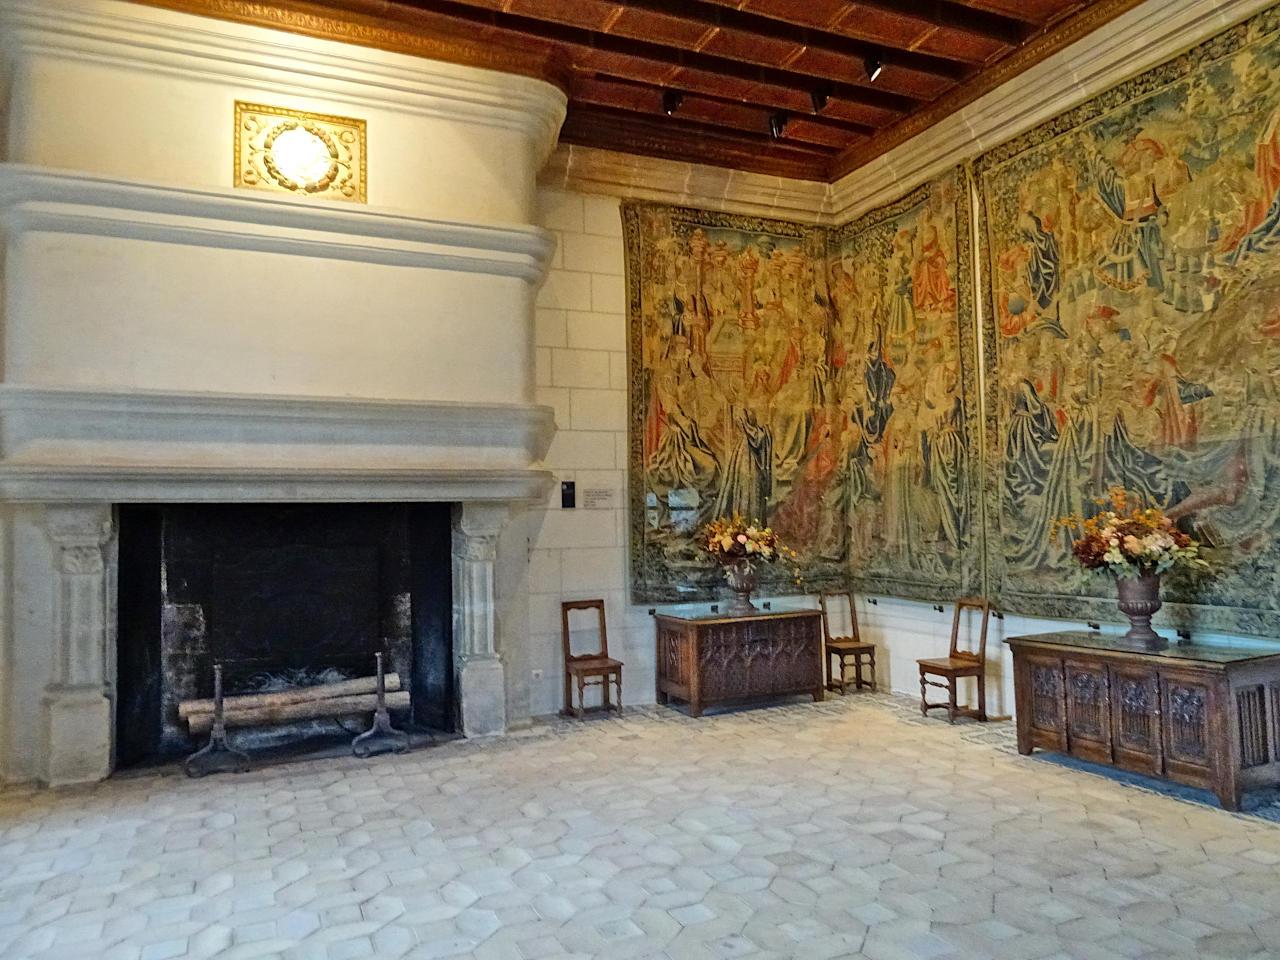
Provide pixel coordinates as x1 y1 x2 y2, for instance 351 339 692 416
654 606 824 717
1006 631 1280 809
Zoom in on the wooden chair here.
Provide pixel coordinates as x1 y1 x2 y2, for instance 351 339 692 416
560 599 623 719
917 597 990 723
819 590 876 694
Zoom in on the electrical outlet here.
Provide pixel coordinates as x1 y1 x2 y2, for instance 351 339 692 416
531 668 544 681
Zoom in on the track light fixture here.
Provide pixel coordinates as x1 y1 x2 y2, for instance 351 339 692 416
662 90 683 116
864 54 883 83
768 112 788 140
809 82 833 113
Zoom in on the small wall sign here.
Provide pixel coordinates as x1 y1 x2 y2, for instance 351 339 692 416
582 488 616 510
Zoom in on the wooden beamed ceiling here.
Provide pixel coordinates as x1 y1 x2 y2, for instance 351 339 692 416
134 0 1145 181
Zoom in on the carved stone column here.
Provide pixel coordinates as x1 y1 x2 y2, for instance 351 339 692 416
41 504 114 785
452 502 509 738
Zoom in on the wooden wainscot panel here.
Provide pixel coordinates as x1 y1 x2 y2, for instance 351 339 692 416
1064 658 1112 764
1108 663 1162 777
1159 670 1218 793
1017 652 1067 754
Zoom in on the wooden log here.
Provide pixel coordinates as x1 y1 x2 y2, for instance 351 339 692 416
179 673 401 720
185 691 411 734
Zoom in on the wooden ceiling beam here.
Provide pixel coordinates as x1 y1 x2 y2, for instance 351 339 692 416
727 0 1032 49
577 74 879 140
571 86 851 149
560 104 836 179
391 0 923 114
566 0 974 83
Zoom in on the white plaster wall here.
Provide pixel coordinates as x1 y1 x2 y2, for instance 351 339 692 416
518 189 655 717
7 232 533 402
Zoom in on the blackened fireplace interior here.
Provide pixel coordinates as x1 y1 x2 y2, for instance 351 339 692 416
116 503 454 768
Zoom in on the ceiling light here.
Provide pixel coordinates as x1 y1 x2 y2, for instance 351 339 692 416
768 112 788 140
865 54 883 83
662 91 683 116
810 83 832 113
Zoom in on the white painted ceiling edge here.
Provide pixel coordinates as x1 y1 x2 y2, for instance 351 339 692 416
541 0 1275 225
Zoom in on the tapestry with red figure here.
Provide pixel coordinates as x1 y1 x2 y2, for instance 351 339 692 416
976 5 1280 635
826 169 981 602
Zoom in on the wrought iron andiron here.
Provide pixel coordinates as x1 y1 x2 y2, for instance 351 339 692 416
184 663 251 777
352 652 410 758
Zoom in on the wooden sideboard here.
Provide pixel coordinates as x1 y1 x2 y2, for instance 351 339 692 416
654 606 824 717
1006 631 1280 809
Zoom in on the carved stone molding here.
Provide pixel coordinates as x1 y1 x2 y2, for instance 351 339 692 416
450 501 511 737
0 166 558 284
0 0 568 157
41 504 113 689
38 503 115 785
0 384 555 504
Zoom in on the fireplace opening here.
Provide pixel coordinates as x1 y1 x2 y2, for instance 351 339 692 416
116 502 454 769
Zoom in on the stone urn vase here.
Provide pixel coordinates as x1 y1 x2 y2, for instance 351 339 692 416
720 557 759 616
1116 569 1166 649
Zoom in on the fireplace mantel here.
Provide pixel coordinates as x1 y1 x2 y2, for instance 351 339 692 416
0 385 555 503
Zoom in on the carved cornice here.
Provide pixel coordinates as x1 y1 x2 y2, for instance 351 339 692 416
540 144 831 223
0 0 568 157
42 504 112 549
2 465 552 504
0 165 557 283
452 501 510 547
0 384 556 504
122 0 572 93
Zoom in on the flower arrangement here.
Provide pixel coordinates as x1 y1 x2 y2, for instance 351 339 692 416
701 513 786 564
1053 487 1208 579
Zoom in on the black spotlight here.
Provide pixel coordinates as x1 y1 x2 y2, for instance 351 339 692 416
662 90 683 116
810 82 833 113
865 54 883 83
768 112 788 139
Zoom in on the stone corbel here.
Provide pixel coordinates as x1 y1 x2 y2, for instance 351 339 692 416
40 503 114 785
451 501 510 737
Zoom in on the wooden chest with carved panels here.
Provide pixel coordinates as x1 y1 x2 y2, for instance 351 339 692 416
1006 631 1280 810
654 608 824 718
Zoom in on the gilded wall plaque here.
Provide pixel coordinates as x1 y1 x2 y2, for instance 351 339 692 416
234 101 366 203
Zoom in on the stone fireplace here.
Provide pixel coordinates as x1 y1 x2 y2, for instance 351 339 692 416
115 502 456 766
0 0 566 784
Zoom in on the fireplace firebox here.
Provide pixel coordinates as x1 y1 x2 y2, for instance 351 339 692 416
116 503 454 767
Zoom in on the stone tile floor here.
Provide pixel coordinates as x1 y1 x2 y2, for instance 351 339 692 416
1 693 1279 960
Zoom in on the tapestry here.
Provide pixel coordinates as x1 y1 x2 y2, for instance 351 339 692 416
624 203 844 602
976 7 1280 635
827 168 981 601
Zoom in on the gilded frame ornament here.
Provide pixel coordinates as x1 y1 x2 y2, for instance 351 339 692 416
233 101 367 203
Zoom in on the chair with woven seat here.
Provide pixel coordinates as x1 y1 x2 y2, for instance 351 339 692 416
819 589 876 694
560 599 623 720
918 597 990 723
